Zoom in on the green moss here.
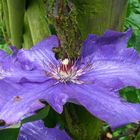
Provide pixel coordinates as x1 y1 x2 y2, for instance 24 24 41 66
48 0 82 59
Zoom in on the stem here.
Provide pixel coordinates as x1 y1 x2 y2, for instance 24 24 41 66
63 104 102 140
133 125 140 140
7 0 25 48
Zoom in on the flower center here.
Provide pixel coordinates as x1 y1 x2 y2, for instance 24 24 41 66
46 58 84 84
45 58 93 84
57 58 77 83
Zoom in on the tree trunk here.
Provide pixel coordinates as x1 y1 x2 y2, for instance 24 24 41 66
72 0 128 39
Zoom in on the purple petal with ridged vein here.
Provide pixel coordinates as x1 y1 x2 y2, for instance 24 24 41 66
0 81 68 126
0 80 22 110
80 48 140 91
0 49 48 83
81 29 132 58
18 120 72 140
17 35 59 71
1 80 140 129
58 83 140 129
0 50 23 111
80 29 140 90
0 50 9 61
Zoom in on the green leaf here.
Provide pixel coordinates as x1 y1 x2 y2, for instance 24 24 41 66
134 31 140 52
22 105 50 124
43 108 64 128
120 87 140 103
25 0 50 46
0 123 20 140
128 12 140 28
0 128 20 140
7 0 25 48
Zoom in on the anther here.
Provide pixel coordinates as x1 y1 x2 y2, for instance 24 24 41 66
62 59 69 65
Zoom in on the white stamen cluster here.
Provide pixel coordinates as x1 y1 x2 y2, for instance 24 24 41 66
45 58 93 84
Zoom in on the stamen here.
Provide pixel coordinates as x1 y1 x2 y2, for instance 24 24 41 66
44 58 93 84
60 58 70 72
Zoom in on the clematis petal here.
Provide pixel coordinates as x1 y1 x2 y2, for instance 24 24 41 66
0 80 22 110
80 29 140 90
17 35 59 71
18 120 71 140
81 29 132 58
0 50 49 83
0 81 68 126
80 48 140 90
60 84 140 129
0 50 9 60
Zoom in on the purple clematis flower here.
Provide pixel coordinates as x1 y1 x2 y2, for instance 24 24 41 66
0 29 140 129
18 120 71 140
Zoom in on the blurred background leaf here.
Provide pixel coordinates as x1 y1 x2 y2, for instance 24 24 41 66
125 0 140 51
0 128 19 140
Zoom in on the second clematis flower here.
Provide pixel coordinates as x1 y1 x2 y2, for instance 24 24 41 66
0 29 140 129
18 120 71 140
